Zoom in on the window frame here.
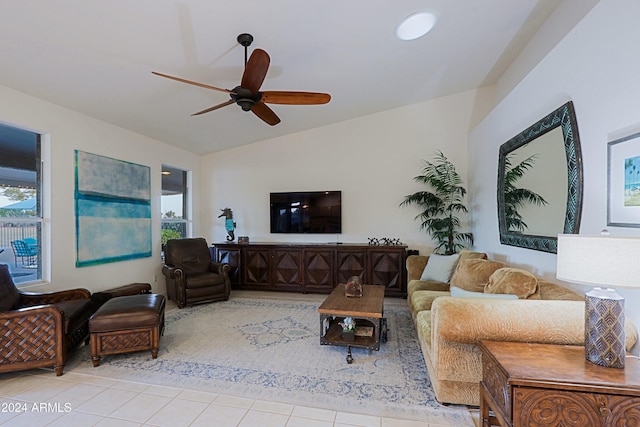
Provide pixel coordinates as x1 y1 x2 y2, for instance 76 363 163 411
0 126 44 285
161 165 189 247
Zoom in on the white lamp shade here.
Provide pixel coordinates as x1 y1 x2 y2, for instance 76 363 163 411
557 234 640 288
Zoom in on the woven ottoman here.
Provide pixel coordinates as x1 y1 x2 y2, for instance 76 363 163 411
89 294 165 367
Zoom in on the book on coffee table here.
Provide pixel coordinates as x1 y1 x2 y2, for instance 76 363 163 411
355 326 374 337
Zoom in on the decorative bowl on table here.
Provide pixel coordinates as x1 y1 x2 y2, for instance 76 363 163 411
345 276 362 298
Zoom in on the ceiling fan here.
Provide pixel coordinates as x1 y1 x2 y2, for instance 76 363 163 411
152 33 331 126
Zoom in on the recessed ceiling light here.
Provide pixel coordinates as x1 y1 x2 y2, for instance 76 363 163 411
395 12 437 41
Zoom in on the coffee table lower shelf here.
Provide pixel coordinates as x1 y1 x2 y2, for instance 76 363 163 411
320 315 387 363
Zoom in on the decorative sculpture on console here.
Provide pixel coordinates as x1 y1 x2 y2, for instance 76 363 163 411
218 208 236 241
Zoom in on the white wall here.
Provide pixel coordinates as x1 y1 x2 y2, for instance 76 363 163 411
202 90 477 256
468 0 640 352
0 84 200 294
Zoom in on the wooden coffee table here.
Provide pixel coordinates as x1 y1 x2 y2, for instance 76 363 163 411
318 284 387 363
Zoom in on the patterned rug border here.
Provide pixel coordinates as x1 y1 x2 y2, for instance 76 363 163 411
67 297 471 423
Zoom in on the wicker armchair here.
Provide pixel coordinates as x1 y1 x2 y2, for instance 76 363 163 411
0 264 93 376
162 237 230 308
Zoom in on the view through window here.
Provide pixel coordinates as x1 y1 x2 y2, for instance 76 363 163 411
0 124 42 284
161 165 188 249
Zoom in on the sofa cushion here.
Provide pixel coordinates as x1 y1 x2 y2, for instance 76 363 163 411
416 310 432 346
420 254 460 283
53 299 94 335
458 250 488 262
185 271 226 289
450 286 518 300
408 279 450 297
409 290 450 316
485 267 540 299
406 255 429 282
450 259 507 293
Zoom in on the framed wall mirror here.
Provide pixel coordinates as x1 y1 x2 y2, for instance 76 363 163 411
497 101 583 253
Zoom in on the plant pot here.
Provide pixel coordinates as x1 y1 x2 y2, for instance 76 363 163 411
342 331 355 342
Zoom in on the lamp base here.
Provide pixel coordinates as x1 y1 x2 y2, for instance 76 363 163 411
585 287 626 368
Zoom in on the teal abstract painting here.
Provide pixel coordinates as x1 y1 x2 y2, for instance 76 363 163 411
75 150 152 267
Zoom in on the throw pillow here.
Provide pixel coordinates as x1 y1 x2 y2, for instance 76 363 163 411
449 258 507 293
457 249 488 262
485 267 541 299
450 286 518 300
419 253 460 283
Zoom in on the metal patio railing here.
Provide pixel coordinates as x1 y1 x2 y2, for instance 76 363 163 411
0 223 38 248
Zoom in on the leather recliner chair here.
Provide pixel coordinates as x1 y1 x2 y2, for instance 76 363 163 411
0 264 93 376
162 237 231 308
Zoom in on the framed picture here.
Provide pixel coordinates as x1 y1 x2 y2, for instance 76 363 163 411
608 132 640 227
74 150 152 266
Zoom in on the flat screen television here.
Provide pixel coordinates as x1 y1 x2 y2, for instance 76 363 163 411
270 191 341 234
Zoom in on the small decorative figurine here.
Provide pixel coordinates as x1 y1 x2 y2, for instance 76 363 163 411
218 208 236 241
345 275 363 298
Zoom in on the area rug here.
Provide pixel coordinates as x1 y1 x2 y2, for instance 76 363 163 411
66 296 471 423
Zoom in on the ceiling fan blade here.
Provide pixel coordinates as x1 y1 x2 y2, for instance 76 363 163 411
241 48 270 93
152 71 233 94
261 91 331 105
251 102 281 126
191 99 235 116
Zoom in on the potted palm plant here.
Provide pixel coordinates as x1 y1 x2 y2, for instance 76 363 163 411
400 151 473 255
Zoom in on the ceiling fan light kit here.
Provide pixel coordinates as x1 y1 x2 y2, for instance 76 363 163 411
152 33 331 126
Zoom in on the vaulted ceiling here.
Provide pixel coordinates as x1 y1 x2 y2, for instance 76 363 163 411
1 1 566 155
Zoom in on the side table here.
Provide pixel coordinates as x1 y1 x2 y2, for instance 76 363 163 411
479 340 640 427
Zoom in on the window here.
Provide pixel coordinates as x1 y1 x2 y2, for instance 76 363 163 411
0 123 42 284
161 165 188 248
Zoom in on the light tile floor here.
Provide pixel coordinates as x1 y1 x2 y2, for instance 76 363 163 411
0 370 479 426
0 291 480 427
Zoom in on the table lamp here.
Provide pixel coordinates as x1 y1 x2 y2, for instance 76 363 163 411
557 233 640 368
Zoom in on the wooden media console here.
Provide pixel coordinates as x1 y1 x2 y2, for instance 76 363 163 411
211 242 407 297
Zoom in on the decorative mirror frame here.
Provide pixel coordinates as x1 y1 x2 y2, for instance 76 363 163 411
497 101 583 253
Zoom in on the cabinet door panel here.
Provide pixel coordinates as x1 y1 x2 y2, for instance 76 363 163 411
273 249 302 287
605 395 640 426
514 388 602 427
369 250 405 295
244 249 271 286
515 388 640 427
216 248 241 286
303 249 334 290
336 250 367 284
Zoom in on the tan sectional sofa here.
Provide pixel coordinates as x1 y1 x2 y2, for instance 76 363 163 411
407 251 639 406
